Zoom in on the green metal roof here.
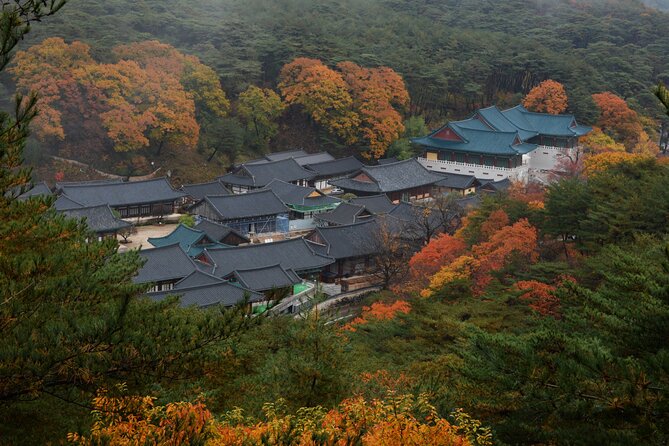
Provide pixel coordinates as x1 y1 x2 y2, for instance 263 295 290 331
148 224 229 257
414 126 531 156
413 104 592 156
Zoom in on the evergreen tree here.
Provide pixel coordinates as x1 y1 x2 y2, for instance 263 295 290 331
452 238 669 445
0 1 256 429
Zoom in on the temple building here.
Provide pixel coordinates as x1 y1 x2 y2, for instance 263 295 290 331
412 105 591 181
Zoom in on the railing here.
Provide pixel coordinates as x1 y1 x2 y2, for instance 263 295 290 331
417 157 529 180
418 157 515 171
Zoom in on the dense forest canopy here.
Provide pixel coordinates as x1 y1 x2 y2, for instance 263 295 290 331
12 0 669 124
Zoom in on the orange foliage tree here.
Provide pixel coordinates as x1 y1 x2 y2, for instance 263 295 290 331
507 181 545 209
344 300 411 331
514 280 560 318
404 234 467 293
69 388 490 446
423 219 539 297
279 58 409 159
11 38 227 157
279 58 360 144
591 92 658 154
522 79 568 114
337 61 409 159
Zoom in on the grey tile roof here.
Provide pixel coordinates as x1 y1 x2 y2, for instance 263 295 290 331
180 181 230 201
330 159 443 193
377 157 399 165
433 173 479 190
175 270 225 288
308 220 380 260
304 156 365 177
219 158 315 188
314 202 368 226
18 181 52 200
228 264 301 292
479 178 512 192
349 195 396 214
61 204 131 234
59 177 186 207
245 150 336 167
201 237 334 277
53 194 85 211
388 202 443 236
198 190 288 219
134 243 197 284
262 179 340 207
147 281 263 308
194 219 249 244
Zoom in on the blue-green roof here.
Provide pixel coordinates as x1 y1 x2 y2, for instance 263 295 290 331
148 224 229 257
413 104 592 156
414 126 533 156
502 105 591 137
477 106 538 140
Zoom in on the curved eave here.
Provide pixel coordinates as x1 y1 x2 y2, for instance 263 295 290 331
412 136 521 156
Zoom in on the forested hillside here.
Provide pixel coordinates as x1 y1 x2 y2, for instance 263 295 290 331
643 0 669 11
15 0 669 122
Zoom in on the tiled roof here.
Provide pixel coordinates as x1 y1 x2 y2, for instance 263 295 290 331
134 243 197 284
308 220 380 260
175 270 225 288
304 156 364 177
180 181 230 201
330 159 444 194
147 281 263 308
194 219 249 244
349 195 396 214
18 181 52 200
147 223 228 256
502 105 591 137
61 204 131 234
433 173 480 190
479 178 512 192
413 104 591 157
197 190 287 219
314 202 368 226
377 157 399 165
53 194 85 211
219 158 315 188
246 150 336 166
59 177 185 207
201 237 334 277
228 264 301 292
262 179 340 208
414 127 534 156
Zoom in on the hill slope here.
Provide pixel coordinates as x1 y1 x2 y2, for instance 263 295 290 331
16 0 669 123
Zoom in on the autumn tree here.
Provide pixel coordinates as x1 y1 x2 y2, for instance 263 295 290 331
591 92 658 153
279 57 360 144
279 58 410 159
70 390 486 446
581 126 625 154
406 234 467 293
514 280 560 318
522 79 568 114
11 38 231 161
456 241 669 444
423 219 539 297
237 85 285 149
337 61 409 159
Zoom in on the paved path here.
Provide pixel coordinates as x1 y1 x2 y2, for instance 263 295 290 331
117 223 178 252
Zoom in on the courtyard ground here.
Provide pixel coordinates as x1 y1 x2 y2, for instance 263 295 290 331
117 223 178 252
